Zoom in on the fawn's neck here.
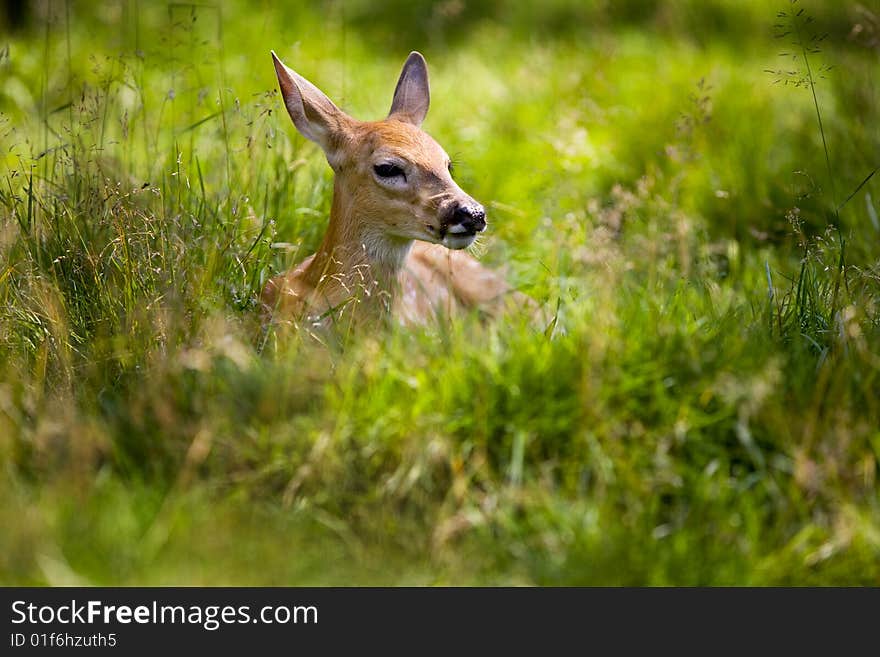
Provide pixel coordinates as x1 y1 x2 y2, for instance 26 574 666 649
302 179 413 304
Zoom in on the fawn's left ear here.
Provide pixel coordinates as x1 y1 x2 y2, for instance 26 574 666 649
271 51 352 165
388 51 430 126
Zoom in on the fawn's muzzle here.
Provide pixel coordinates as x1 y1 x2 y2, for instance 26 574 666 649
447 203 487 236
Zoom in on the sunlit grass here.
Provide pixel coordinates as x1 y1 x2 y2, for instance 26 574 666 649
1 0 879 585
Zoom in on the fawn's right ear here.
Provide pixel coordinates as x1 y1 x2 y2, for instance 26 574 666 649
388 51 430 126
272 51 351 164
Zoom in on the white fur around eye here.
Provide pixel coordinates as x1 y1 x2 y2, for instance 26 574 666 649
372 164 409 190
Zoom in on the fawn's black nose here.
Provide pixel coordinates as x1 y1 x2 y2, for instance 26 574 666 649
449 203 487 234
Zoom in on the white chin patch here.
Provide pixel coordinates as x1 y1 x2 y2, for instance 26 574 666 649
441 233 477 250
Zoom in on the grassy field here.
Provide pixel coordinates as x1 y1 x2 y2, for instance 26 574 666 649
1 0 879 585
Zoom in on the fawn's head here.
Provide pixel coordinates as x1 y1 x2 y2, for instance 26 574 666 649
272 50 486 251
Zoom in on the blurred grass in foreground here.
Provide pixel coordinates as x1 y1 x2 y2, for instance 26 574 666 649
1 0 879 584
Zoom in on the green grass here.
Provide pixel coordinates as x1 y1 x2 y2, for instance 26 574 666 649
1 0 879 585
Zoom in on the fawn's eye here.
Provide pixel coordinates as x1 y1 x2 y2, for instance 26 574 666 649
373 163 405 180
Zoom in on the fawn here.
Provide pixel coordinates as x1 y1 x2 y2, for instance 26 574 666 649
262 50 525 329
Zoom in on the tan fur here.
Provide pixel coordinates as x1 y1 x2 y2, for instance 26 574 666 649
262 51 529 330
